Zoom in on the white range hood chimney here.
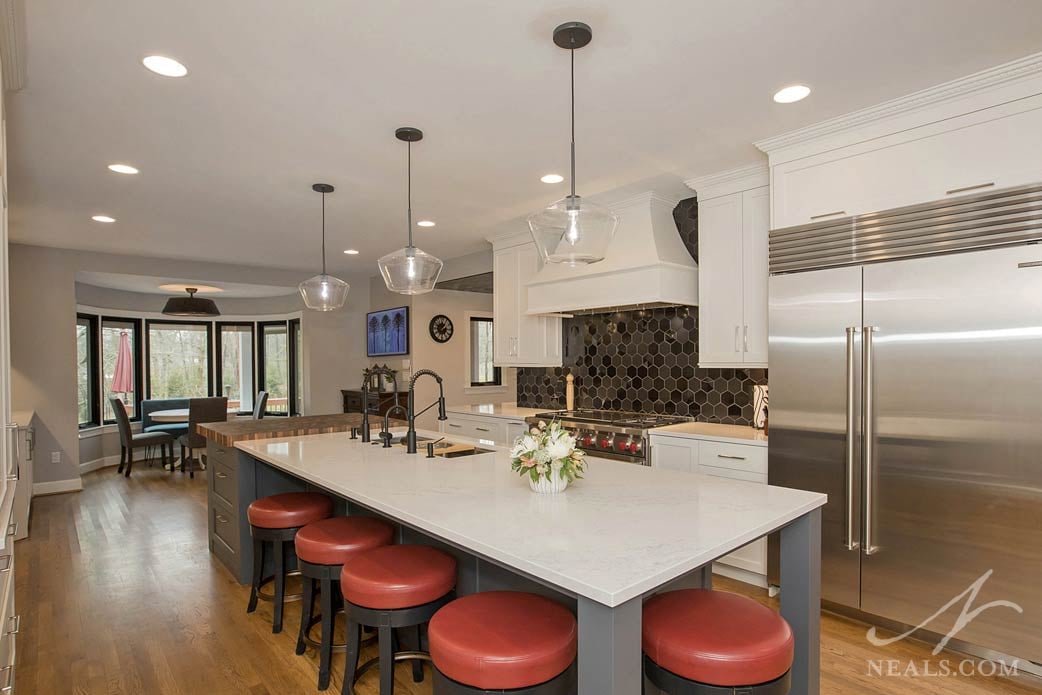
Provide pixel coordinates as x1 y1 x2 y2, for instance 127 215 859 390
525 191 698 314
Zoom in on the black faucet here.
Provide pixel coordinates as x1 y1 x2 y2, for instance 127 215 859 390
359 366 399 444
404 369 448 454
381 402 409 448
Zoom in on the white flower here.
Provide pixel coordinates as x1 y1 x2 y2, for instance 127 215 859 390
510 434 538 458
546 436 574 461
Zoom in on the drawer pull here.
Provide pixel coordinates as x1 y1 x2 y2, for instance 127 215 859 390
6 615 19 635
216 514 229 524
475 427 491 433
717 454 747 461
1 665 13 692
0 556 9 573
448 423 462 429
4 475 14 483
5 523 14 538
946 182 994 195
216 471 228 479
1017 260 1042 269
810 210 846 220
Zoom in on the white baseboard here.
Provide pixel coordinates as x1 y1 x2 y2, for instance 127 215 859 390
713 562 768 589
32 478 84 496
79 454 121 475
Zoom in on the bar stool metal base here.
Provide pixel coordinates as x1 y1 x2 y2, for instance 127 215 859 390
247 524 304 634
342 593 453 695
644 655 792 695
431 662 576 695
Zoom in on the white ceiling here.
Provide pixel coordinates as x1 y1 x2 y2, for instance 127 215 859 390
8 1 1042 273
76 271 298 299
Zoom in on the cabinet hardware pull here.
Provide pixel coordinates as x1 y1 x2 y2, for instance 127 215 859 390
0 556 10 573
476 427 490 433
863 326 880 556
216 514 229 524
7 615 19 635
810 210 846 220
5 523 15 538
4 475 14 483
1017 261 1042 269
448 423 462 428
946 182 994 195
733 326 740 352
844 326 860 551
216 471 228 479
1 664 13 692
716 454 746 460
743 325 749 353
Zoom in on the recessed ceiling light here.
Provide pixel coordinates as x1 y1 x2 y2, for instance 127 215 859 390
417 220 436 227
343 249 359 255
773 85 811 104
142 55 188 78
91 215 116 223
108 163 139 175
540 174 564 184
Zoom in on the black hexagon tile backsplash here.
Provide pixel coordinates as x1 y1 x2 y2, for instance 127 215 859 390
516 305 767 425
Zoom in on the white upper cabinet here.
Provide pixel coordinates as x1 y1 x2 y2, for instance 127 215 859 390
686 165 769 368
491 234 562 368
758 55 1042 230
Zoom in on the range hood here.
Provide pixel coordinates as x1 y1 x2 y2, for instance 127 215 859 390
525 191 698 314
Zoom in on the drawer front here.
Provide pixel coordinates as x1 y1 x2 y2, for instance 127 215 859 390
344 394 363 412
441 417 505 444
698 441 766 475
211 459 237 507
211 500 240 554
206 441 233 468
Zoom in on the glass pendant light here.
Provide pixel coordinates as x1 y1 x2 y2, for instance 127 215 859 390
378 127 444 295
528 22 618 266
299 183 350 311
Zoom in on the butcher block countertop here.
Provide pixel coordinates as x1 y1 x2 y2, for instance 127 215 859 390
196 413 405 448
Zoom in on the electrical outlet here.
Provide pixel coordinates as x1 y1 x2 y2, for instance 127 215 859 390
51 451 62 464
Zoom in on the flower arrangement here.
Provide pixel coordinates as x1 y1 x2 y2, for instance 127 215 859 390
510 420 586 493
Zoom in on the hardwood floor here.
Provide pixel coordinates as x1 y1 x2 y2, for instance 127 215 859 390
14 466 1041 694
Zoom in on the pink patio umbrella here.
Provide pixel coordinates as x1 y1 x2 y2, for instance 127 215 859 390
111 330 134 403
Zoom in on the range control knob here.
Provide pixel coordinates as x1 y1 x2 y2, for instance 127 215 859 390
629 439 643 454
597 434 612 449
615 437 632 452
580 433 594 447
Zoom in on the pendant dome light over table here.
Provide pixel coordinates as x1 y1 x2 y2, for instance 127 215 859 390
162 287 220 317
299 183 350 311
528 21 618 266
379 127 443 295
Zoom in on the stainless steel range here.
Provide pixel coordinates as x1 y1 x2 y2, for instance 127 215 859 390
525 409 691 465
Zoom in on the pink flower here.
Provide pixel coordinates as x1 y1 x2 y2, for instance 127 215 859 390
522 457 536 468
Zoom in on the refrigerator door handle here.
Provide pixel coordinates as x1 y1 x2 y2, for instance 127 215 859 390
844 326 860 551
862 325 880 556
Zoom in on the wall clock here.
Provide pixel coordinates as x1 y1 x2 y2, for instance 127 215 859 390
428 314 454 343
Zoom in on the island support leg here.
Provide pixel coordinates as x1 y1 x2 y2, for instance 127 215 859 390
577 595 642 695
780 507 822 695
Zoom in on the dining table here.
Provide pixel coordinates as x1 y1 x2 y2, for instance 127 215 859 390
150 408 235 423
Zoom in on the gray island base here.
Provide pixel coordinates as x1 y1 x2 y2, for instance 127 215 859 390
231 429 825 695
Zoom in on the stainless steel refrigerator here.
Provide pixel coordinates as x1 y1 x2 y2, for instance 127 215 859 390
767 183 1042 667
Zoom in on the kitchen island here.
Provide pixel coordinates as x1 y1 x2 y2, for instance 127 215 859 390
234 428 826 695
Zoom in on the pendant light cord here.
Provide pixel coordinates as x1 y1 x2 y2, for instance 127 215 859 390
570 45 576 199
320 190 327 275
407 141 414 250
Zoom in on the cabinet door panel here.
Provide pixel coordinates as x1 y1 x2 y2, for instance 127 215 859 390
741 187 770 364
515 243 544 362
649 436 698 473
492 248 517 364
697 194 744 366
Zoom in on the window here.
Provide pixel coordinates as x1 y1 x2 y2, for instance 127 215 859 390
101 318 142 422
216 323 255 415
258 322 289 415
290 318 303 416
77 314 99 428
146 321 213 399
469 316 501 387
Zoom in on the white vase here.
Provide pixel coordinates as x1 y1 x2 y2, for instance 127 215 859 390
529 463 570 494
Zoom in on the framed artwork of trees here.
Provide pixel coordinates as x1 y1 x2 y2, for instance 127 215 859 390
367 306 410 357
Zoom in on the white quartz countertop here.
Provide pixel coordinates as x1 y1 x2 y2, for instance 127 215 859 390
650 422 768 447
444 403 544 421
237 429 823 606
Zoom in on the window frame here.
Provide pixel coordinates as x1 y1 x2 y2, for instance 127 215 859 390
215 321 257 416
466 313 503 389
100 316 144 424
144 318 215 400
76 313 100 429
257 320 291 417
289 317 302 416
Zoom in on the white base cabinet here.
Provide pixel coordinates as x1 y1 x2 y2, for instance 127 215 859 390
649 433 767 578
491 234 562 368
439 414 528 448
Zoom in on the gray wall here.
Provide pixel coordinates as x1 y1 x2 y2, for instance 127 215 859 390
10 243 370 485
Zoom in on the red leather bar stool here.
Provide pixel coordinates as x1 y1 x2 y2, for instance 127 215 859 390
340 545 457 695
428 591 577 694
246 492 334 634
294 516 395 691
643 589 794 695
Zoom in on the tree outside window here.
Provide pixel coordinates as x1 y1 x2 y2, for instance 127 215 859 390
147 322 211 398
470 316 501 387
